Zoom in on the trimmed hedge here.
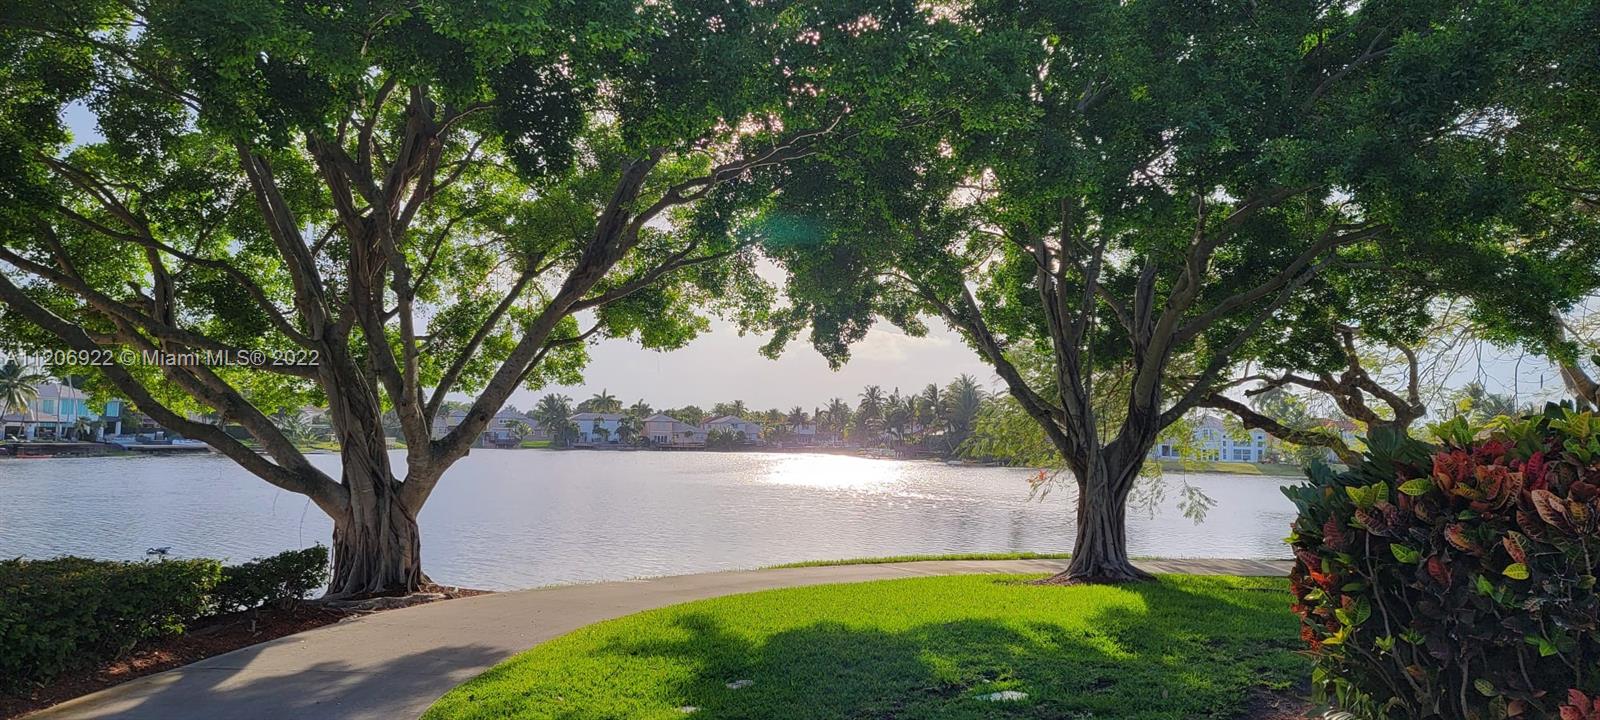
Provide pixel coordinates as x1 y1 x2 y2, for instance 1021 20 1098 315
0 545 328 692
0 557 221 692
212 546 330 613
1285 408 1600 720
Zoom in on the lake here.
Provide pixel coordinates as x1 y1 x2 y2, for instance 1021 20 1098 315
0 450 1302 590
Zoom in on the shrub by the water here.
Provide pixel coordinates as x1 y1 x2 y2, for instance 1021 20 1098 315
1284 408 1600 719
212 545 330 613
0 556 221 691
0 545 329 692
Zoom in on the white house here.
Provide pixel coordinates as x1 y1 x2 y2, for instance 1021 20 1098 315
643 413 706 447
1151 414 1270 463
703 415 761 443
1 382 122 441
572 412 627 445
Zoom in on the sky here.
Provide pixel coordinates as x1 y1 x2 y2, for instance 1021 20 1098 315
55 105 1577 415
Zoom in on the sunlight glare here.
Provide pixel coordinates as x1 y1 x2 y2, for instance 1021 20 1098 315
761 454 905 491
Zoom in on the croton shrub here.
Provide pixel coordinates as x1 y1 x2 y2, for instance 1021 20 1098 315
1284 407 1600 720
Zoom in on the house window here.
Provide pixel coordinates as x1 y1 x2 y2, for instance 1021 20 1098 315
40 398 56 414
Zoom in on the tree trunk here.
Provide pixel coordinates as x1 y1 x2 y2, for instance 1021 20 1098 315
325 405 425 598
1042 461 1154 585
328 489 422 598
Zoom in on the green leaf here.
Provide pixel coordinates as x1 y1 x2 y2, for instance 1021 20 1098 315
1474 679 1497 697
1503 563 1529 580
1398 478 1433 496
1353 598 1372 625
1390 544 1421 564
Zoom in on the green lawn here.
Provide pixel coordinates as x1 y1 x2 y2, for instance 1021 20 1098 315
424 574 1305 720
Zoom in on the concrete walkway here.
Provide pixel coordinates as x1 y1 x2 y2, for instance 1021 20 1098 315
29 558 1290 720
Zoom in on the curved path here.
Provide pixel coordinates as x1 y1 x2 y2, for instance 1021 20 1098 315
29 558 1289 720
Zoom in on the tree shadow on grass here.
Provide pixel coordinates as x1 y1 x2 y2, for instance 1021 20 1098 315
34 642 507 720
556 578 1305 720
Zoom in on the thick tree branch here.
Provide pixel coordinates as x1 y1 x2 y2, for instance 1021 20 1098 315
0 271 346 514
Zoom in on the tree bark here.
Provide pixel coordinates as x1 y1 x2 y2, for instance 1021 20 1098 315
1042 460 1155 584
323 367 424 598
329 496 422 598
327 454 423 598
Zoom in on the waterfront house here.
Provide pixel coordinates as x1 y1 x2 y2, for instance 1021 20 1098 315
430 408 543 447
643 414 707 447
431 409 469 440
572 412 627 445
0 382 123 441
1150 414 1270 463
483 409 539 447
703 415 762 443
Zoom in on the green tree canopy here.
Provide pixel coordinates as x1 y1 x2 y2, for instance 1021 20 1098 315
754 0 1595 582
0 0 959 595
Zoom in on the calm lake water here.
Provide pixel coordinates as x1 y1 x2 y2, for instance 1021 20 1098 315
0 450 1300 590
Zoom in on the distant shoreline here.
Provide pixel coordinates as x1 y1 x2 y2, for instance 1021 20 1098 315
0 441 1320 478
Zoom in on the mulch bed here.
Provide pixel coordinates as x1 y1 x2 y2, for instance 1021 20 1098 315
1 584 489 720
1238 684 1316 719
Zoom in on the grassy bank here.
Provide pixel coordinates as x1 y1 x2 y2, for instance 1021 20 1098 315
424 574 1305 720
766 552 1072 568
1159 460 1307 477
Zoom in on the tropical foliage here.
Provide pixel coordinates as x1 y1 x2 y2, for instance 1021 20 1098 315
1 546 327 691
1284 408 1600 719
532 394 578 448
0 360 47 430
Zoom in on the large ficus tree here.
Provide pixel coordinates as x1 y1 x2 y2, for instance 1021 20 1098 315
0 0 945 596
757 0 1573 582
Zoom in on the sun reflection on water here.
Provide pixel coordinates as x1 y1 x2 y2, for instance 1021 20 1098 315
761 454 906 491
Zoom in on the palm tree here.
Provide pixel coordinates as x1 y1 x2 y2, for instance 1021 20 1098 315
1453 381 1519 420
787 406 809 428
579 389 621 414
883 391 913 444
534 394 578 447
917 383 943 433
0 360 48 437
943 374 986 452
616 415 642 445
858 385 885 422
822 397 852 433
627 399 654 418
70 416 95 441
273 412 321 446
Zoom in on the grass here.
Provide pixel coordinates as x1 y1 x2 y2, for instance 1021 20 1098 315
423 574 1305 720
519 439 552 449
766 552 1072 568
1158 460 1307 477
